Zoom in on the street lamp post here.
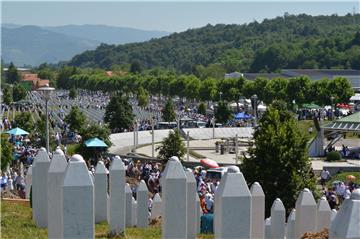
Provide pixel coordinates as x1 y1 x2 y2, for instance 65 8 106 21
38 85 55 153
212 117 215 139
330 96 335 122
251 94 258 127
151 117 155 158
219 92 223 102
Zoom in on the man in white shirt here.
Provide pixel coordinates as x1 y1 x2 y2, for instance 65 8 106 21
320 169 330 188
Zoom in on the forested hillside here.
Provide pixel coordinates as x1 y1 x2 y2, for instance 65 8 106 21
68 14 360 73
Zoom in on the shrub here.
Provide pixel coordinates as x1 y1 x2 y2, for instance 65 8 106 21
326 151 342 161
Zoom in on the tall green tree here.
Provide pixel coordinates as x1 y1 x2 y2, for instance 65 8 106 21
64 106 86 132
241 101 317 216
215 102 232 124
5 62 19 84
104 94 134 132
137 87 149 108
13 84 26 102
14 112 34 132
162 99 176 122
57 66 78 89
156 129 185 162
2 85 13 105
1 134 13 170
198 102 207 115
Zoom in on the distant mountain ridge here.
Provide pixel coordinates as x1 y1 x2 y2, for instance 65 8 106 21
1 24 170 66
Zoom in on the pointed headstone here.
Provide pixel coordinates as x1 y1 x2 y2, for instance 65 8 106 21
186 170 197 239
196 193 201 234
125 183 133 227
131 197 137 227
286 209 296 239
162 156 187 239
295 188 317 238
47 148 67 239
109 156 126 235
25 165 32 199
20 162 24 177
150 193 162 220
316 196 331 231
94 161 108 223
214 166 252 239
270 198 285 239
330 209 337 221
62 154 94 239
250 182 265 239
32 147 51 228
329 189 360 239
264 218 271 239
137 180 149 228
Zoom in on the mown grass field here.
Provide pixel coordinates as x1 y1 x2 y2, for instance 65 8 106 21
1 201 214 239
326 172 360 188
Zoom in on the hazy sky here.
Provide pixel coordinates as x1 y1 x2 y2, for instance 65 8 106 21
2 1 359 32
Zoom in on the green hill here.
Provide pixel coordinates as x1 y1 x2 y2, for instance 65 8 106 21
68 14 360 73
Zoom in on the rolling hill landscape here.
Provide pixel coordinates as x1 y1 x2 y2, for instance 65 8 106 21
68 14 360 73
1 24 170 66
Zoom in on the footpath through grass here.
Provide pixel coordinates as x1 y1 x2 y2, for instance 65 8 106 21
1 201 214 239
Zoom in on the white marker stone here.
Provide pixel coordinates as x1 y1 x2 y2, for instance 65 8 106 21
264 218 271 239
137 180 149 228
316 196 331 231
330 209 337 221
25 165 32 199
131 197 137 227
125 183 133 227
20 162 24 177
94 161 108 223
62 154 94 239
286 209 296 239
250 182 265 239
150 193 162 220
47 148 67 239
186 170 197 239
329 189 360 239
196 193 201 234
214 166 252 239
109 156 126 235
270 198 285 239
162 156 187 239
295 188 317 238
32 147 50 228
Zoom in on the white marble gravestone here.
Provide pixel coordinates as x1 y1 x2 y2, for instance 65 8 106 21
186 170 197 239
329 189 360 239
47 148 67 239
125 183 133 227
94 161 108 223
109 156 126 235
62 154 94 239
214 166 252 239
286 209 296 239
137 180 149 228
316 196 331 231
162 156 187 239
25 165 32 199
264 218 271 239
32 147 50 228
250 182 265 239
196 193 201 234
150 193 162 220
132 197 137 227
295 188 317 238
270 198 285 239
330 209 337 221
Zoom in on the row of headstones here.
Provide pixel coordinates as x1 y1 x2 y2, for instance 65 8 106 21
29 148 360 239
29 148 202 238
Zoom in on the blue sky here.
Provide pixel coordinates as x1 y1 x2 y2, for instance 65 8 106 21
2 1 359 32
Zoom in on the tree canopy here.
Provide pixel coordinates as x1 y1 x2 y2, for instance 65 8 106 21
64 106 87 133
156 129 185 162
104 94 134 132
162 99 176 122
241 101 317 216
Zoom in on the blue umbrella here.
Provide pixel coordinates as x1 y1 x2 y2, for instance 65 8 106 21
6 127 29 135
234 112 252 120
84 138 108 147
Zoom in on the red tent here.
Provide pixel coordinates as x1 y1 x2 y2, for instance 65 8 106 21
200 158 219 168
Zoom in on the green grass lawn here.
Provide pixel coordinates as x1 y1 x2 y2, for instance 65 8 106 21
326 172 360 188
1 201 214 239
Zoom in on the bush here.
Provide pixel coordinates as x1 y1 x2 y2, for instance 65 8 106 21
326 151 342 161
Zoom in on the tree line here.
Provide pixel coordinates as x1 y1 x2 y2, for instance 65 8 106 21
65 71 354 107
68 14 360 73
